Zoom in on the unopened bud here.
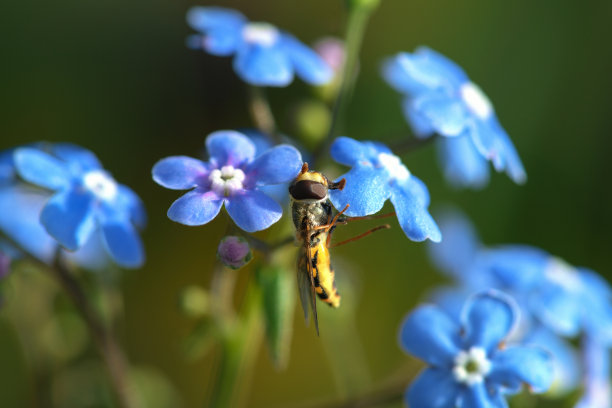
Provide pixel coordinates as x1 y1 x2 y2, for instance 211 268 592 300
217 236 252 270
179 286 210 318
314 37 345 74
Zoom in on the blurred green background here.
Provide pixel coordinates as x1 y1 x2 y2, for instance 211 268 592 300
1 0 611 407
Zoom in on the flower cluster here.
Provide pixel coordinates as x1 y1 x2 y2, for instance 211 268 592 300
186 7 333 87
426 208 612 404
383 47 526 189
0 143 146 269
152 130 302 232
401 291 553 407
329 137 441 242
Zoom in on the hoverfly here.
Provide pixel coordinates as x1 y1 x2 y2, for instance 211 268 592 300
289 163 389 334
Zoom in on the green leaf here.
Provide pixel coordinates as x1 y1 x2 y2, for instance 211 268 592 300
182 319 218 361
256 266 295 370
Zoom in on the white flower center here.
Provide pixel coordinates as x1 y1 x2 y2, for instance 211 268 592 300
453 347 492 386
377 153 410 181
83 170 118 201
460 82 493 120
545 257 582 292
242 23 279 47
209 166 245 196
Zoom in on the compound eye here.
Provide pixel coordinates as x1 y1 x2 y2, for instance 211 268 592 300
289 180 327 200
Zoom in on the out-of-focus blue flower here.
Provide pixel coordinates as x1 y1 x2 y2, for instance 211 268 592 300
186 7 333 87
382 47 526 189
575 336 611 408
13 144 146 268
329 137 440 242
400 291 553 408
428 209 612 395
152 130 302 232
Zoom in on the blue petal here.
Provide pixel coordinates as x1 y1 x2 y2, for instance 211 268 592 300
206 130 256 168
100 217 145 269
14 148 71 190
281 34 333 85
402 98 436 138
0 185 57 263
457 383 508 408
461 291 517 353
186 26 243 56
406 368 461 408
186 6 246 55
40 188 95 251
523 327 580 394
152 156 209 190
575 337 611 408
234 43 294 87
0 149 16 184
531 294 582 337
479 245 550 290
390 177 441 242
489 346 554 393
225 189 282 232
328 165 390 217
437 135 490 189
495 127 527 184
581 270 612 344
62 229 110 271
381 48 468 95
414 47 469 87
330 136 390 167
167 188 224 226
412 92 469 137
245 145 302 186
399 305 460 367
51 143 102 172
427 208 481 279
428 286 472 322
116 185 147 230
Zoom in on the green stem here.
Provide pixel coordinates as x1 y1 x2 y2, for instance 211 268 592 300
248 85 280 143
47 259 139 408
314 4 377 166
207 277 264 408
389 134 438 155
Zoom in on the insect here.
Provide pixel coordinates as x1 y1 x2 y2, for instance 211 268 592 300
289 163 389 334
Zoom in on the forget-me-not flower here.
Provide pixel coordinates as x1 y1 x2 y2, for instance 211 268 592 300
382 47 526 189
186 7 333 87
400 291 553 408
152 130 302 232
329 136 440 242
13 144 146 268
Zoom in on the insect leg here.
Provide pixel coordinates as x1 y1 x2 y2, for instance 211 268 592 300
328 224 391 249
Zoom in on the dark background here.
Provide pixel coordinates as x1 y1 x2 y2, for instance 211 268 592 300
1 0 611 406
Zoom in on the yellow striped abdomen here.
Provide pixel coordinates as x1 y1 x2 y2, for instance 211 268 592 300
308 241 341 308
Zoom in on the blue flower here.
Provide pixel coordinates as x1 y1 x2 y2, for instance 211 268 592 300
400 291 553 408
328 136 440 242
12 144 146 268
382 47 526 188
186 7 333 87
152 130 302 232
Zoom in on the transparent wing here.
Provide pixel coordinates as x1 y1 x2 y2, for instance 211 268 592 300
297 243 319 335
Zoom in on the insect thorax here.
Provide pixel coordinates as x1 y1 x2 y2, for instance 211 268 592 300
291 200 332 234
